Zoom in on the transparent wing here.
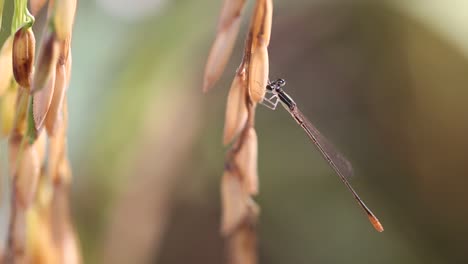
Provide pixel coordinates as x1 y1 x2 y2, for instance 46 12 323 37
289 106 354 178
286 105 383 231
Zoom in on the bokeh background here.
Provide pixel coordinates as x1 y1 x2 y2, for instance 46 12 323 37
2 0 468 263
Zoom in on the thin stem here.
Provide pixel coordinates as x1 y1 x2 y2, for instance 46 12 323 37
11 0 34 33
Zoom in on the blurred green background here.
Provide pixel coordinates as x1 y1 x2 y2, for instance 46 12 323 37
3 0 468 263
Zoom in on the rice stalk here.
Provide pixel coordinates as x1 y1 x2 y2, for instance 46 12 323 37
204 0 273 263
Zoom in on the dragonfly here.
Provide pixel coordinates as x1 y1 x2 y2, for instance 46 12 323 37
262 79 384 232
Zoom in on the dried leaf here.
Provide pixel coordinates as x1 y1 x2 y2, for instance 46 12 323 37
45 63 67 135
13 27 36 88
234 128 258 194
0 36 13 97
221 169 250 236
53 0 77 41
33 64 56 131
248 47 268 103
223 72 248 145
32 33 58 93
203 19 241 92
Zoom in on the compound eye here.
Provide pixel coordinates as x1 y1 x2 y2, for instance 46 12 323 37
277 79 286 86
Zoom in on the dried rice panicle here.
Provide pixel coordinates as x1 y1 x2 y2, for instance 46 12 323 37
3 0 80 262
204 1 273 263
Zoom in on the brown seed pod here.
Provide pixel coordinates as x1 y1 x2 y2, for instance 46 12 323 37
32 33 59 93
13 27 36 88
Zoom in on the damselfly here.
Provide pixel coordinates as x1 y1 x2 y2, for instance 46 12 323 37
262 79 384 232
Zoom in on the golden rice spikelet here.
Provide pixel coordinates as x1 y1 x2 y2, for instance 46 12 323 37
48 120 66 183
0 36 13 97
12 87 29 135
53 0 77 41
223 69 248 145
221 169 250 235
57 155 72 185
234 127 258 195
248 0 272 103
203 0 246 92
15 146 40 209
57 225 81 264
1 87 17 137
26 207 58 264
30 0 48 15
248 47 269 103
32 33 59 93
15 138 43 209
10 207 27 259
58 37 71 66
33 63 56 131
13 27 36 88
227 220 258 264
35 131 47 166
45 61 68 135
250 0 272 48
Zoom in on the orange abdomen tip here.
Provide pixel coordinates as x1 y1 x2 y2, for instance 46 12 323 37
368 215 384 232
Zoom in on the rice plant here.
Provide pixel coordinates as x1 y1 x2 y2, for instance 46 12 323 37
0 0 79 263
